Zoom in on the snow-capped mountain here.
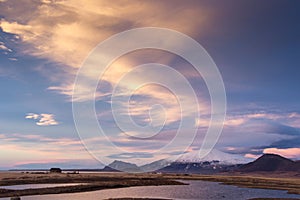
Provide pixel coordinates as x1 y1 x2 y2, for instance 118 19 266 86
175 149 252 165
101 150 253 173
150 149 253 174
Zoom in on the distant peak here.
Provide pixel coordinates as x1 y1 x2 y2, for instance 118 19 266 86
239 153 298 172
258 153 293 161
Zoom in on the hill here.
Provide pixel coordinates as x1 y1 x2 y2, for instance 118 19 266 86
103 160 141 172
239 154 300 172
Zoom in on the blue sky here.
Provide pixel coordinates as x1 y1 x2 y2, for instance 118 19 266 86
0 0 299 169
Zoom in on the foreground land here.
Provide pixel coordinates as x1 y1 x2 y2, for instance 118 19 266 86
0 172 182 198
0 172 299 198
171 173 300 195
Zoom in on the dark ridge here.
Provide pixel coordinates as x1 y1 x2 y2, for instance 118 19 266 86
239 154 300 172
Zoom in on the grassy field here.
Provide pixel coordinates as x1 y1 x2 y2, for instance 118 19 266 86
0 172 299 198
163 173 300 195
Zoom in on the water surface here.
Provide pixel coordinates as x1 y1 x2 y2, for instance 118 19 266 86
1 180 299 200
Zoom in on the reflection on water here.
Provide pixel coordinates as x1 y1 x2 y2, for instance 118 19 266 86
1 180 300 200
0 183 84 190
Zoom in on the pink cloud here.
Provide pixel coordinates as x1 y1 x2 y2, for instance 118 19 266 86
263 148 300 159
25 113 58 126
244 153 261 159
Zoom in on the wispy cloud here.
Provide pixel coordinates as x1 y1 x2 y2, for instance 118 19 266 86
0 0 213 133
0 0 211 106
25 113 59 126
1 0 299 165
25 113 39 119
0 41 12 52
8 57 18 61
0 0 210 68
108 152 153 159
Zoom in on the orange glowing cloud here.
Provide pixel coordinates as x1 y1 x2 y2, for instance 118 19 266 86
0 0 211 68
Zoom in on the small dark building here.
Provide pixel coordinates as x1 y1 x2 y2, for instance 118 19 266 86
49 168 62 173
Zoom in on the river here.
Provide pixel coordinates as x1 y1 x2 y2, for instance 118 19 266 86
1 180 299 200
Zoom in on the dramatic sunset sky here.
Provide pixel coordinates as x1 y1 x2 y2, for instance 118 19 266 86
0 0 299 169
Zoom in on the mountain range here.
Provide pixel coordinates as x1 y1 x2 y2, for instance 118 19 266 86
101 150 300 174
100 149 250 173
175 149 251 165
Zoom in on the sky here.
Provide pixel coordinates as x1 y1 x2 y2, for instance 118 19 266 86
0 0 299 169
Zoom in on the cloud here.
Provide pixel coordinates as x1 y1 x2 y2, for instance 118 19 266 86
2 1 299 165
36 114 59 126
0 143 60 168
0 41 12 52
216 111 300 159
269 137 300 149
244 153 261 159
0 0 211 105
8 57 18 61
25 113 59 126
195 116 246 128
107 152 153 159
0 0 210 68
263 148 300 159
88 108 300 164
5 133 81 146
25 113 39 119
13 159 103 169
0 133 95 168
221 111 300 129
0 0 213 130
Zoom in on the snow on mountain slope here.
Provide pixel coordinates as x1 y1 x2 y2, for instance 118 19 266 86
175 149 252 165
